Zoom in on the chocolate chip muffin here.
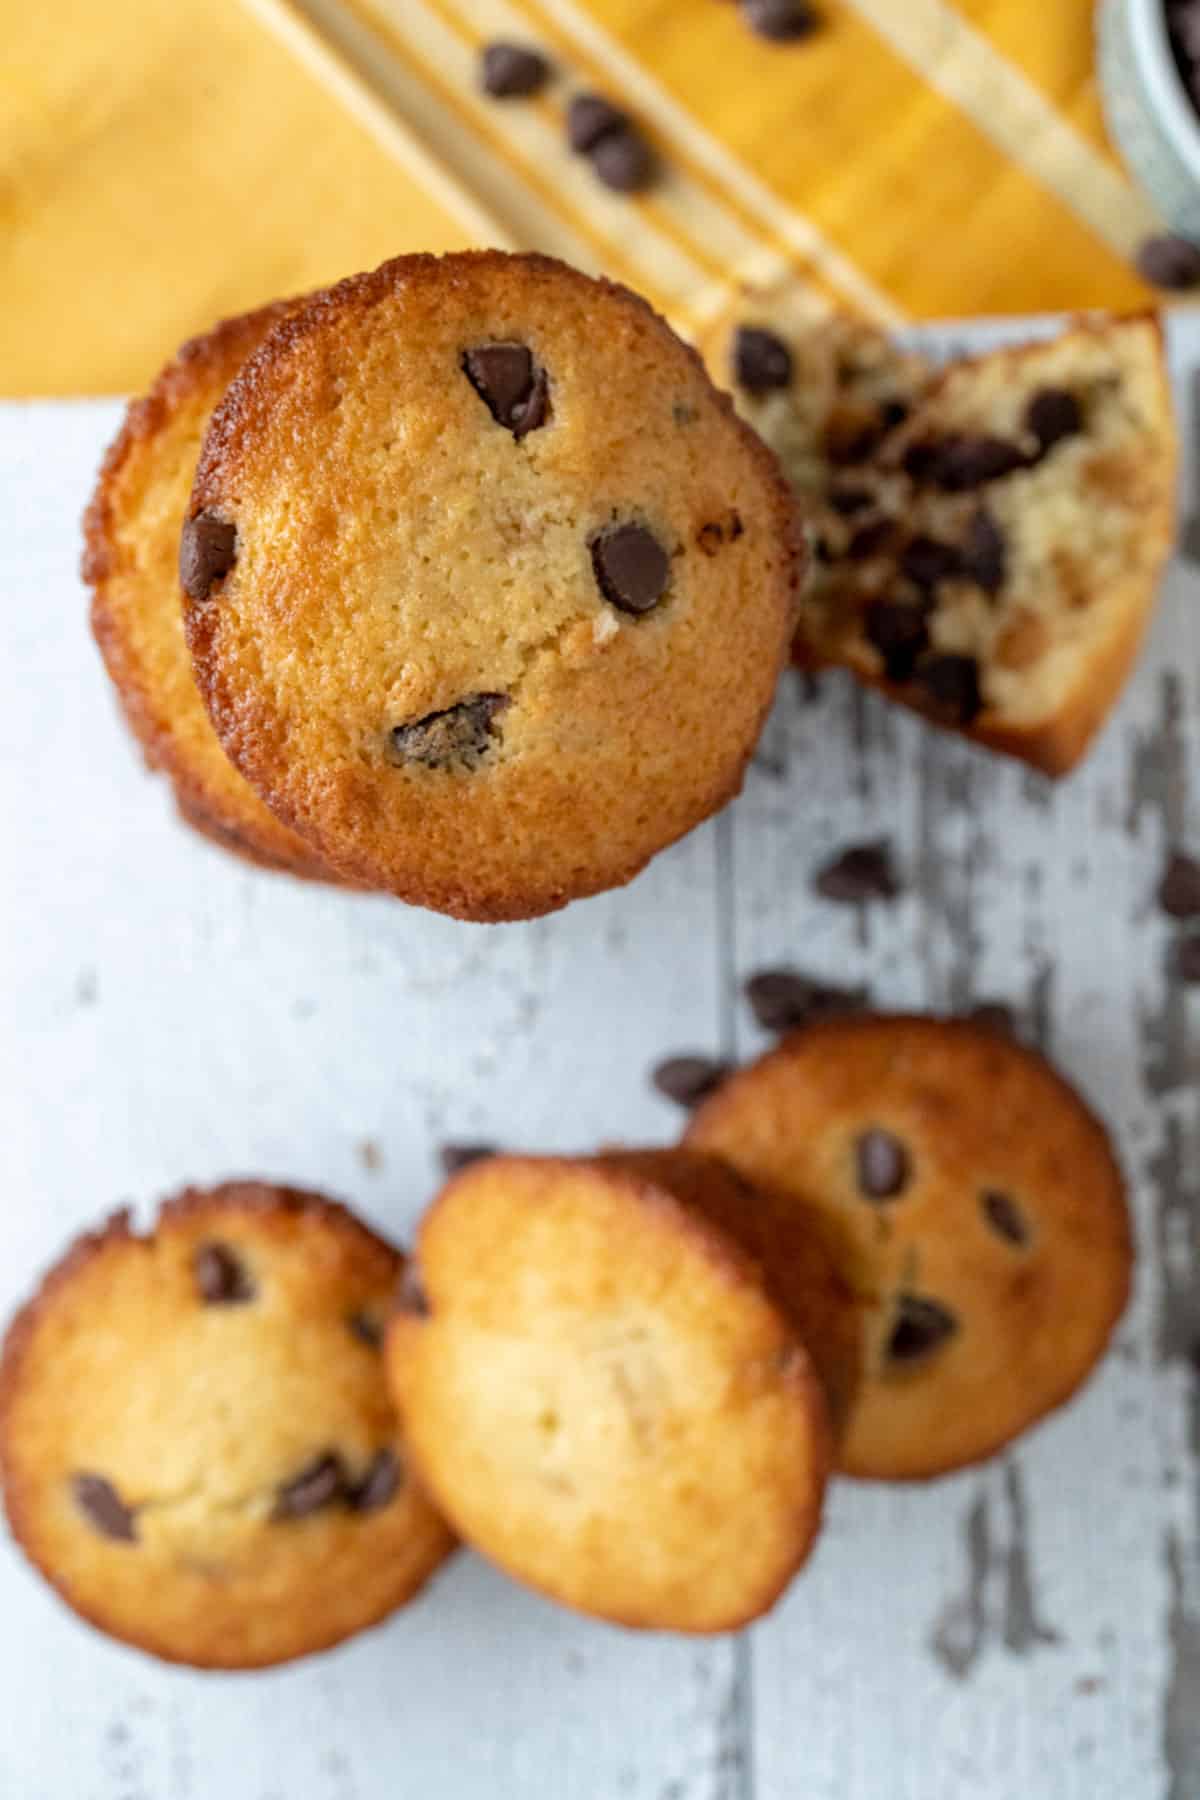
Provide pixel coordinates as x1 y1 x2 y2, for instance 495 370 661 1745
686 1016 1132 1480
84 306 351 885
791 316 1176 775
184 252 802 920
386 1150 837 1631
0 1183 454 1667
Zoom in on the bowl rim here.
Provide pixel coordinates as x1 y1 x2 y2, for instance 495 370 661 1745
1130 0 1200 182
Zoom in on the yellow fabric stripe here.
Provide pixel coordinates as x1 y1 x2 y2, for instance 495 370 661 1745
572 0 1155 318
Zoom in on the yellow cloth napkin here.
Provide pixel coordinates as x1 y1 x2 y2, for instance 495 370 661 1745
1 0 1165 396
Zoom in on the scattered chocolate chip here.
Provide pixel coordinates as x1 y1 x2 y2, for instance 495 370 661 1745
480 41 549 97
273 1453 346 1521
886 1294 959 1364
591 523 670 614
928 435 1028 492
864 600 930 683
1026 387 1083 455
827 485 874 516
590 127 655 193
915 653 983 724
389 694 507 770
396 1264 431 1318
732 325 793 396
350 1449 402 1513
439 1142 497 1176
1136 233 1200 291
347 1311 383 1349
968 1000 1018 1037
193 1243 255 1306
744 967 866 1032
960 506 1007 597
651 1054 731 1109
180 512 236 601
900 534 963 592
739 0 821 40
845 518 899 561
1178 935 1200 984
73 1472 137 1543
813 839 902 904
1159 849 1200 919
462 344 549 437
855 1128 910 1200
981 1189 1028 1247
566 92 627 151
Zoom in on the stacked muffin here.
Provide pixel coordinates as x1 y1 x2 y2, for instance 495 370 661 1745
85 250 803 920
0 1014 1131 1662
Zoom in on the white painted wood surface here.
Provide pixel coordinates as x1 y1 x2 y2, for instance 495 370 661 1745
0 314 1197 1799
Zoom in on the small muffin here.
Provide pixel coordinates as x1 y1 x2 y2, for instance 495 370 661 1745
791 316 1176 775
686 1016 1132 1480
0 1183 454 1668
84 304 342 884
386 1150 835 1632
183 252 802 920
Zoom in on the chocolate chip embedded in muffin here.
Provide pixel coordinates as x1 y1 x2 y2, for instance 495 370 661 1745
194 1242 256 1305
591 523 671 614
73 1473 137 1543
981 1189 1029 1247
864 600 931 684
1026 387 1083 455
960 506 1007 596
388 694 508 771
915 653 983 724
462 344 550 438
0 1183 453 1668
813 839 902 904
855 1128 910 1201
885 1294 958 1365
900 534 963 592
479 41 549 99
396 1262 432 1319
845 519 899 562
925 435 1028 492
732 326 793 396
179 511 236 601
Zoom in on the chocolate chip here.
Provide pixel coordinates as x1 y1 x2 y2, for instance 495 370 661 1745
397 1263 431 1318
591 523 670 614
739 0 821 40
651 1054 731 1109
928 435 1027 492
1026 387 1083 455
981 1189 1028 1246
743 968 866 1032
827 485 874 516
886 1294 958 1364
180 511 236 601
813 839 902 904
900 534 963 592
273 1453 346 1521
968 999 1018 1037
855 1128 910 1200
193 1243 255 1306
960 506 1007 597
825 414 883 466
590 128 655 193
846 518 899 561
1136 233 1200 290
864 600 930 683
879 397 911 431
389 694 507 770
480 41 549 98
73 1472 137 1543
915 653 983 724
462 344 549 437
347 1311 383 1349
566 93 628 151
439 1142 497 1176
1159 849 1200 919
732 326 793 396
350 1449 402 1514
697 522 725 556
902 439 942 482
1178 935 1200 984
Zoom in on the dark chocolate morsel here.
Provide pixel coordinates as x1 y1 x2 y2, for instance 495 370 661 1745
915 653 983 724
439 1142 497 1177
194 1243 256 1306
591 523 670 614
566 92 628 151
480 41 549 98
813 840 902 903
1025 387 1083 455
180 511 236 600
73 1473 138 1543
960 506 1007 597
886 1294 959 1364
855 1128 910 1200
350 1449 403 1514
864 600 931 684
981 1189 1029 1247
732 326 793 396
389 694 508 770
651 1055 731 1109
273 1453 347 1521
462 344 549 438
